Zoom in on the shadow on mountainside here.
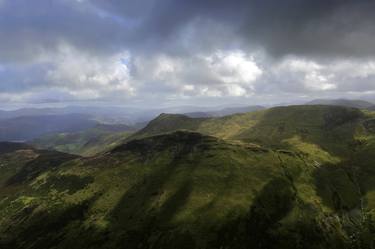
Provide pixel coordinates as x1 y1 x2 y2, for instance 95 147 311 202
5 150 78 186
0 196 99 249
106 132 212 248
313 159 375 248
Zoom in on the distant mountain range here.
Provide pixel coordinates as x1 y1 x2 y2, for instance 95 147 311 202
0 106 153 124
184 105 265 117
31 123 135 156
0 114 98 141
0 99 373 142
0 105 265 142
306 98 375 109
0 105 264 124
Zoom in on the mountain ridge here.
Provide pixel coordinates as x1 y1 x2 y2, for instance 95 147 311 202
1 105 375 248
306 98 375 109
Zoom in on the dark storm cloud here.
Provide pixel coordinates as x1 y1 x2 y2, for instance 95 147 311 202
2 0 375 62
241 0 375 57
0 0 130 63
88 0 375 57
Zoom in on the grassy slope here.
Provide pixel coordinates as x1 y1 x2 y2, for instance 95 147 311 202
0 105 375 248
133 105 370 160
32 127 133 156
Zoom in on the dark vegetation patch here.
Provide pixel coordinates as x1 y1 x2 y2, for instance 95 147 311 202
276 149 296 156
0 196 98 249
0 142 32 155
6 151 78 185
107 167 195 249
40 174 94 194
246 178 297 243
110 167 194 229
323 106 363 129
112 131 218 158
314 163 360 211
314 151 375 213
212 175 373 249
363 118 375 133
211 177 300 249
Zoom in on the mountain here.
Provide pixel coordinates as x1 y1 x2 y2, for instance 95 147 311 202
184 105 265 117
0 108 56 120
306 98 375 109
0 105 265 124
1 105 375 248
0 141 32 154
0 106 152 124
31 124 135 156
0 114 98 141
132 105 366 157
211 105 265 116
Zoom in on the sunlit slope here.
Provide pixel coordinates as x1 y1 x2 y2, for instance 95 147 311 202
0 130 374 249
132 105 372 160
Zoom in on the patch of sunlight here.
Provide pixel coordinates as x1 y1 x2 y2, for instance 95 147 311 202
84 213 111 230
14 196 36 206
31 172 49 190
365 190 375 211
284 135 340 164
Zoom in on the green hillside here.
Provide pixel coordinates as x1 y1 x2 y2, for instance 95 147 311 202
0 105 375 248
306 98 375 109
32 125 134 156
133 105 373 160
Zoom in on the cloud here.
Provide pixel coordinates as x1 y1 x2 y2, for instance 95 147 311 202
133 50 262 98
204 51 262 85
0 43 135 102
46 44 134 96
0 0 130 63
85 0 375 58
1 0 375 106
5 0 375 63
255 57 375 96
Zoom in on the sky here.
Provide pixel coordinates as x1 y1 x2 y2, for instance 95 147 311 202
1 0 375 108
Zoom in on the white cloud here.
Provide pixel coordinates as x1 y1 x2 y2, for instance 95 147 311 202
45 44 135 99
262 56 375 96
133 50 262 98
329 60 375 79
271 58 336 92
304 71 336 91
226 84 247 96
2 42 375 106
204 51 263 85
